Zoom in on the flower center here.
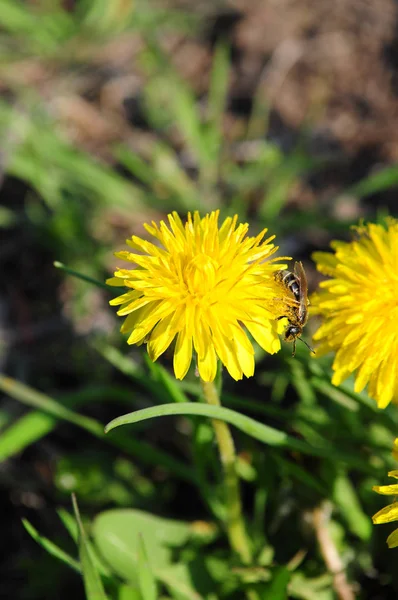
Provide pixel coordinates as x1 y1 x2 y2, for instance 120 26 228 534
184 253 219 300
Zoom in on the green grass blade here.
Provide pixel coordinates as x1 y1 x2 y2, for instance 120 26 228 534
0 375 103 435
96 341 189 404
57 508 79 541
273 455 327 495
116 143 198 211
310 378 359 412
145 358 189 404
260 151 314 221
58 509 112 578
72 495 109 600
333 472 372 541
137 535 158 600
105 402 288 441
204 41 230 187
93 343 145 380
290 360 317 406
54 261 123 290
115 145 157 186
0 386 132 461
312 377 396 430
0 411 57 461
207 42 230 135
163 77 206 167
348 166 398 198
104 403 371 470
22 519 81 573
0 375 195 483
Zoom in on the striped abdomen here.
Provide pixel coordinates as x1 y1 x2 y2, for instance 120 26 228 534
275 270 300 301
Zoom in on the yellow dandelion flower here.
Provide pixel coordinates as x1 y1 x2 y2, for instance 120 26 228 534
107 210 288 381
373 439 398 548
311 219 398 409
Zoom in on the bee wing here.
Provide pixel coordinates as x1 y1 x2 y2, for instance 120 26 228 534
294 261 308 322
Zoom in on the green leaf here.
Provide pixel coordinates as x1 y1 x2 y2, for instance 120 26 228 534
93 508 212 597
264 566 290 600
137 535 158 600
157 564 205 600
72 495 109 600
118 585 142 600
289 572 333 600
92 509 191 582
22 519 81 573
0 206 17 227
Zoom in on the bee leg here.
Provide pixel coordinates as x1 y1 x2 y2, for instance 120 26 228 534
292 339 296 357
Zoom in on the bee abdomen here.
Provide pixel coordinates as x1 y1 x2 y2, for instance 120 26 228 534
275 270 300 300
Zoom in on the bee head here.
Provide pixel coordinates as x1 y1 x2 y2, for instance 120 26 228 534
284 325 301 342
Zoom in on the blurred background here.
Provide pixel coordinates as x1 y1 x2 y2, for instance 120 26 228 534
1 1 398 599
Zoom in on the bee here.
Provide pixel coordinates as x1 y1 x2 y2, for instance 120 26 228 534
275 261 314 357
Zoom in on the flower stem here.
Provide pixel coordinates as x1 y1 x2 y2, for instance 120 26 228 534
313 503 355 600
200 378 252 565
